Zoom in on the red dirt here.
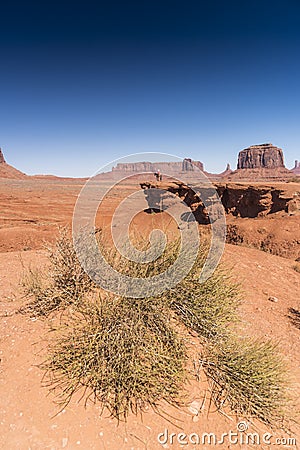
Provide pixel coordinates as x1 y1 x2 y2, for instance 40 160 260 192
0 175 299 449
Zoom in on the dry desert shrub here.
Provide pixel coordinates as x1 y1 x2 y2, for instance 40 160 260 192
200 338 290 426
20 227 291 426
20 228 96 316
40 294 187 420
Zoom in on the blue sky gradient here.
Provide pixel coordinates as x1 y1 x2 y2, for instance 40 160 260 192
0 1 300 176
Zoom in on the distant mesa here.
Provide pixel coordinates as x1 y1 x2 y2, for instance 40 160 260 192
237 143 285 169
112 158 204 174
226 143 295 181
109 144 297 182
0 144 298 181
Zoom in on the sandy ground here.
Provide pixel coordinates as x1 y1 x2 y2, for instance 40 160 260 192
0 245 299 450
0 176 299 449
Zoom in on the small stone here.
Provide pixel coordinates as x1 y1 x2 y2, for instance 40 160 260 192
268 296 278 303
62 437 68 448
192 415 199 422
188 400 201 415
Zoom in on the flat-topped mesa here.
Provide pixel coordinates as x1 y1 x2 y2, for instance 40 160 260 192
0 148 6 164
237 143 285 169
111 158 204 173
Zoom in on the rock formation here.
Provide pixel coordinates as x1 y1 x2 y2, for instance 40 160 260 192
224 143 294 181
237 143 285 169
141 180 300 221
0 148 27 179
292 160 300 175
112 159 204 174
0 148 6 164
182 158 204 172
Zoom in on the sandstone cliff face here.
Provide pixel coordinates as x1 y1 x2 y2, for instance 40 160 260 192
237 143 285 169
216 183 300 217
141 181 300 221
140 180 300 260
0 148 6 164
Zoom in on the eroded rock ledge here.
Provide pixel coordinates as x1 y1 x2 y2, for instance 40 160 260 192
140 181 300 221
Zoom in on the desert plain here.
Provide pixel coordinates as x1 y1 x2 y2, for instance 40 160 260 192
0 152 300 449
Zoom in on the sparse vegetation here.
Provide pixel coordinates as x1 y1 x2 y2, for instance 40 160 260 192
286 177 300 183
20 228 95 316
288 307 300 329
292 263 300 273
20 227 291 426
200 338 289 426
41 294 187 420
166 265 240 341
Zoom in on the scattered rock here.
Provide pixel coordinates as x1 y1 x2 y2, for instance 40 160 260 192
188 400 202 415
268 296 279 303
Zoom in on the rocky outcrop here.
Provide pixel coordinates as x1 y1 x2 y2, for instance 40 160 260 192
0 148 6 164
237 143 285 169
0 148 27 179
292 160 300 175
182 158 204 172
141 181 300 221
216 163 232 177
140 181 212 224
216 183 300 217
140 180 300 260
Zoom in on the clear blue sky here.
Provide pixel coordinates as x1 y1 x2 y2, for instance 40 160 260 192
0 0 300 176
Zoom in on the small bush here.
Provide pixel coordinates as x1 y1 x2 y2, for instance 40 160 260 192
41 294 187 420
20 228 95 316
200 338 289 426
